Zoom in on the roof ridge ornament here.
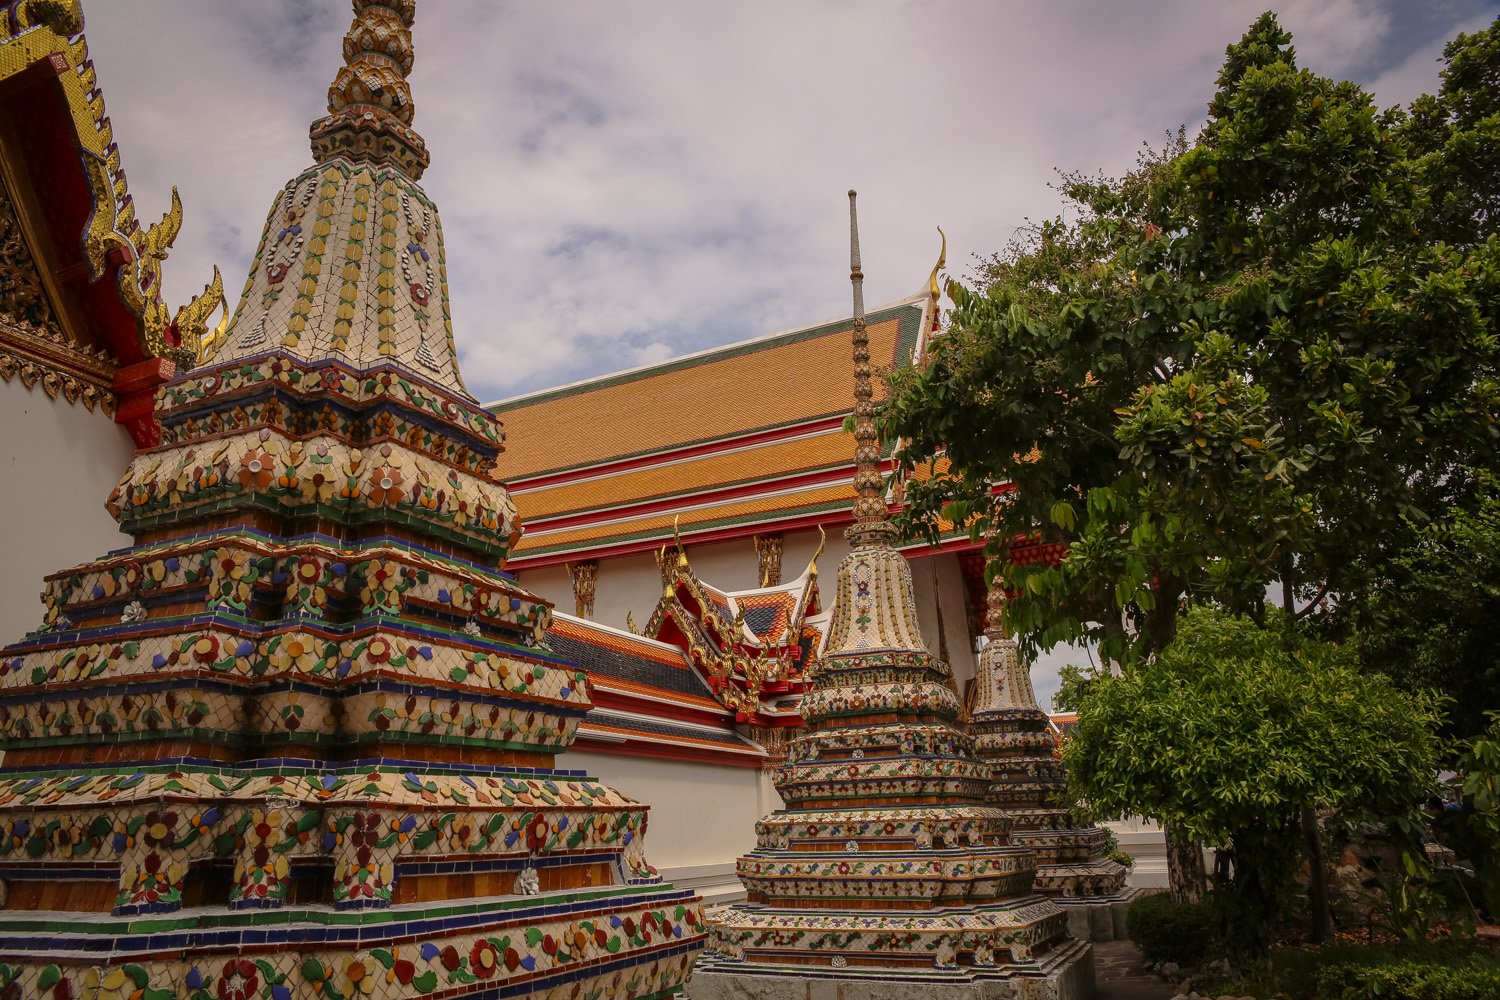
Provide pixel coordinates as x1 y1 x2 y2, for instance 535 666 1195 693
927 225 947 305
309 0 430 178
845 190 898 549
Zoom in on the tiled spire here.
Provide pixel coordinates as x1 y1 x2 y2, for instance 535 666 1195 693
845 190 899 548
204 0 468 393
309 0 430 179
968 562 1133 917
690 197 1086 994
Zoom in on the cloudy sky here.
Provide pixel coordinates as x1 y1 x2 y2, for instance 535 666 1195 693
81 1 1494 703
86 0 1494 406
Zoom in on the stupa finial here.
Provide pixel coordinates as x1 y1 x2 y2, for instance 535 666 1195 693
984 566 1011 639
845 191 897 547
309 0 430 178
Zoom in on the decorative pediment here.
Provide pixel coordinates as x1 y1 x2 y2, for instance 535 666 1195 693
0 178 115 410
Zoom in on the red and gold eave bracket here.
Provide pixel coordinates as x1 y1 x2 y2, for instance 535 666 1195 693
0 0 223 448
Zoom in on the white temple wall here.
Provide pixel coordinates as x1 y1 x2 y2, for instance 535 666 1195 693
0 382 133 644
908 550 979 691
515 562 572 616
568 749 775 903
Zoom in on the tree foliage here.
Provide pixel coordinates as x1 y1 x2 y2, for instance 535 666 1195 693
1359 472 1500 743
880 13 1500 669
1063 608 1442 959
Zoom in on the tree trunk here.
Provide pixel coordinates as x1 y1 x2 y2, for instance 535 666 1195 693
1302 806 1330 943
1166 821 1208 902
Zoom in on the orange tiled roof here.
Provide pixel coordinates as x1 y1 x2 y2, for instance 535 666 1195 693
491 298 925 479
576 721 760 756
547 614 685 665
590 675 724 713
515 431 851 523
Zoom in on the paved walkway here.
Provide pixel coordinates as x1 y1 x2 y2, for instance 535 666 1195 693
1093 940 1177 1000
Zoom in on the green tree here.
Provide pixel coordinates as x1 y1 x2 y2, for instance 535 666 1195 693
884 11 1499 664
881 10 1500 903
1360 472 1500 744
1063 609 1442 961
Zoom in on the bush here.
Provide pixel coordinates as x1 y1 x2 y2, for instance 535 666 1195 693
1125 892 1216 965
1315 960 1500 1000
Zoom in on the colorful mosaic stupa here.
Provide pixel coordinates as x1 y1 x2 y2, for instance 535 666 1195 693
969 574 1135 942
0 2 703 996
688 195 1092 999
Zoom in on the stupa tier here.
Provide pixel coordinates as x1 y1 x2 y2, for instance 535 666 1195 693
0 2 702 998
688 195 1092 999
968 573 1135 942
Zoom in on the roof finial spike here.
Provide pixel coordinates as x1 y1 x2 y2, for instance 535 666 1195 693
309 0 430 178
844 190 898 548
848 190 865 323
928 226 947 304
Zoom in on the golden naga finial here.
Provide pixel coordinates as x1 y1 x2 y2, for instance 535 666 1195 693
92 184 216 362
174 267 227 364
927 226 947 303
672 515 689 568
655 545 674 598
808 525 827 578
626 611 637 634
118 189 185 358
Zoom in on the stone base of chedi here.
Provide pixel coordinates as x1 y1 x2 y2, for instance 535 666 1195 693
969 577 1136 943
688 551 1093 1000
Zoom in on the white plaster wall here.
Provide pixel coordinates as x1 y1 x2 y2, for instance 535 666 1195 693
567 749 771 898
0 382 133 645
908 551 979 689
516 562 571 615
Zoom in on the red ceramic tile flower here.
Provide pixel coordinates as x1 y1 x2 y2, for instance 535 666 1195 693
470 939 500 979
216 959 258 1000
367 466 404 505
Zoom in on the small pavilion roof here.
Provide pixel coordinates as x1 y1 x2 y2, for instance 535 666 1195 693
547 612 765 766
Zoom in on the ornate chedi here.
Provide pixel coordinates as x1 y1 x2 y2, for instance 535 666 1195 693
688 195 1092 999
0 2 703 997
968 573 1135 942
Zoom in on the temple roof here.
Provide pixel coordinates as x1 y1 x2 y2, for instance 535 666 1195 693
491 293 930 567
640 537 827 724
549 613 765 765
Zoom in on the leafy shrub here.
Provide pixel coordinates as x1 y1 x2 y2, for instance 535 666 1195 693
1315 960 1500 1000
1125 891 1216 965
